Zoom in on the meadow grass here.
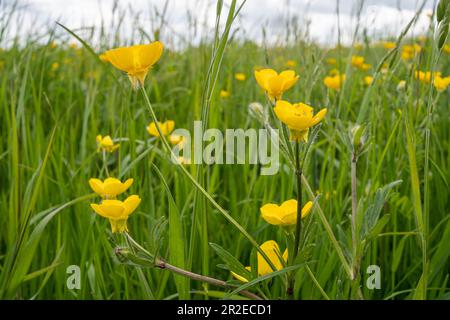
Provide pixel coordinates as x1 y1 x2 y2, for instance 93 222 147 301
0 0 449 300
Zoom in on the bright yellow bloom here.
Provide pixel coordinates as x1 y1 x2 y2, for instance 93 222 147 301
101 42 163 89
235 73 246 81
274 100 327 142
96 135 120 153
51 62 59 71
254 68 299 101
326 58 337 65
89 177 134 199
324 74 345 91
146 120 175 137
382 41 396 50
220 90 230 98
433 76 450 91
90 195 141 233
260 199 313 226
351 55 365 69
231 240 288 282
364 76 373 85
285 60 297 68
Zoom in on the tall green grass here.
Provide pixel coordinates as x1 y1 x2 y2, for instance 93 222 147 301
0 0 448 300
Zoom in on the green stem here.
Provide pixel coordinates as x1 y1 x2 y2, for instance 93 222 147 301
288 141 302 297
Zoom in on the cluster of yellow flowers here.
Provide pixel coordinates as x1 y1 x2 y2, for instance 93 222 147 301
89 178 140 233
415 70 450 91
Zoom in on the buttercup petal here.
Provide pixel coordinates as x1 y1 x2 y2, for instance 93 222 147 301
301 201 314 218
123 195 141 216
260 203 284 225
311 108 327 126
89 178 104 195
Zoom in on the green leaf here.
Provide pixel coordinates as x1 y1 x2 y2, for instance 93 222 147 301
210 242 251 281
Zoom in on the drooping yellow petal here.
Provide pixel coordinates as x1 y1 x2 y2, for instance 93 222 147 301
98 200 127 219
301 201 313 218
254 68 277 91
260 203 284 225
123 195 141 216
89 178 104 195
257 240 284 276
311 108 328 126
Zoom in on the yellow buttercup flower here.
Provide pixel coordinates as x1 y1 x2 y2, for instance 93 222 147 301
364 76 373 85
274 100 327 142
351 55 365 69
326 58 337 65
415 71 441 84
382 41 396 50
50 41 57 49
146 120 175 137
69 42 78 49
443 44 450 54
401 44 421 61
51 62 59 71
329 68 340 76
101 42 163 89
433 76 450 91
89 177 134 199
324 74 345 91
360 63 371 71
231 240 288 282
285 60 297 68
235 73 246 81
96 135 120 153
220 90 230 98
254 68 299 101
90 195 141 233
260 199 313 226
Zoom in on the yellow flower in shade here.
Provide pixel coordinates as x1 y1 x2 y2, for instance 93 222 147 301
285 60 297 68
382 41 396 50
89 177 134 198
353 42 363 50
329 68 340 76
90 195 141 233
401 44 421 61
443 44 450 54
254 68 299 101
433 76 450 91
69 42 78 49
50 41 57 49
351 55 365 69
326 58 337 65
235 73 246 81
101 42 163 89
273 100 327 142
360 63 371 71
231 240 288 282
324 74 345 91
146 120 175 137
220 90 230 98
51 62 59 71
364 76 373 86
96 135 120 153
260 200 313 226
397 80 406 91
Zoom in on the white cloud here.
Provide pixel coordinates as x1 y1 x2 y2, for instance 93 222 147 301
3 0 434 47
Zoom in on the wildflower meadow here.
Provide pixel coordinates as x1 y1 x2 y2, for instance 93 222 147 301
0 0 449 303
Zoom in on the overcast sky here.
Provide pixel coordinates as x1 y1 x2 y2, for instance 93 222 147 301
5 0 434 46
